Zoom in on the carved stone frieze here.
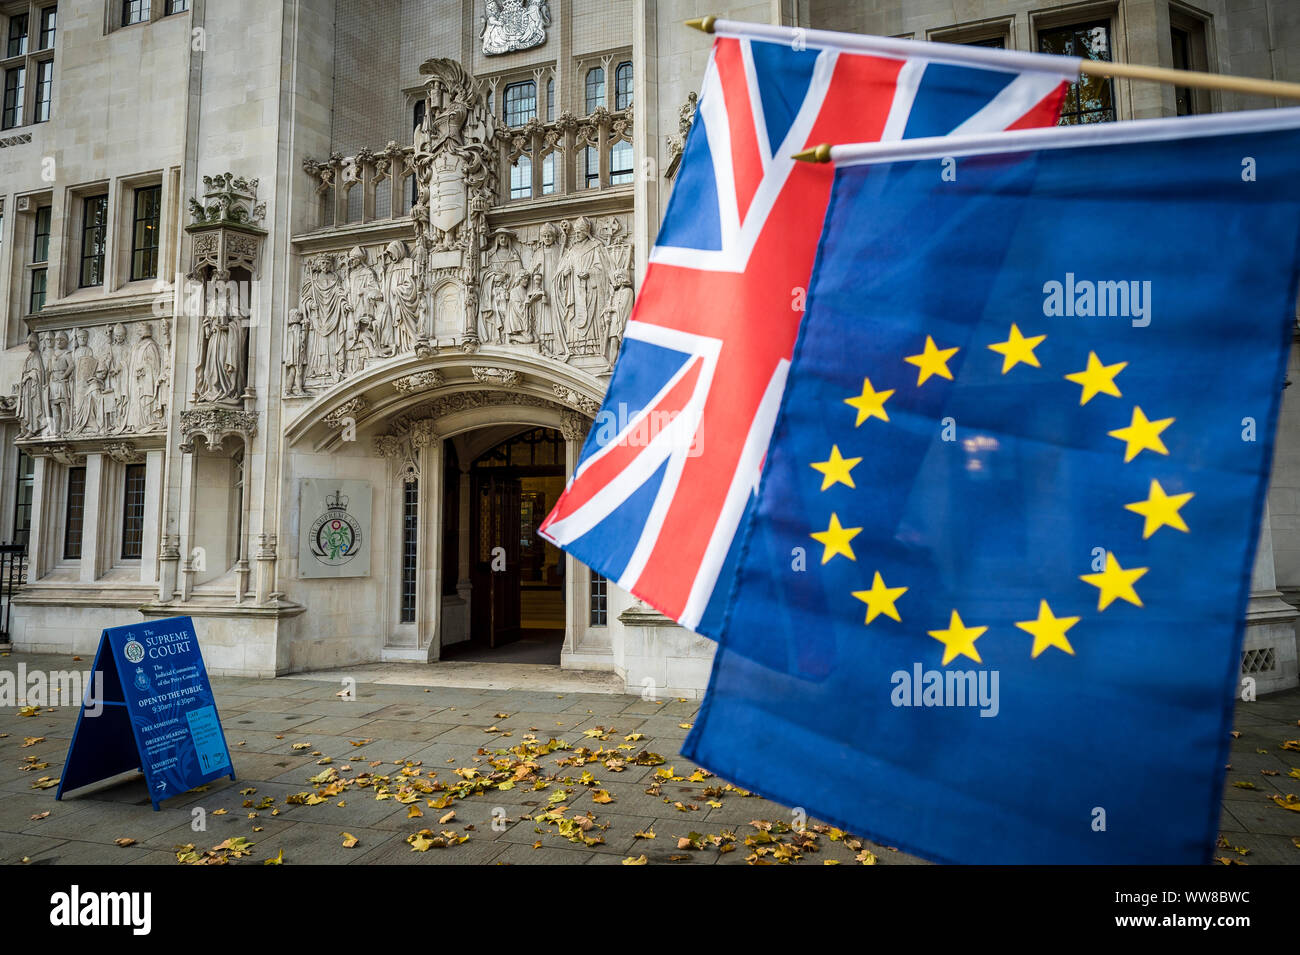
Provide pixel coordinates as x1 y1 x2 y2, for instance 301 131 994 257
380 389 584 439
290 211 632 395
15 321 171 442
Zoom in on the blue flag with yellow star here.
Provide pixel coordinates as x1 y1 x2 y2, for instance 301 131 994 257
682 110 1300 864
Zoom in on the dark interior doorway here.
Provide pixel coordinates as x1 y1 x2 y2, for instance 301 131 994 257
449 426 566 663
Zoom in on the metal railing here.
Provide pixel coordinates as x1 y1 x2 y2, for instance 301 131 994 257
0 543 24 643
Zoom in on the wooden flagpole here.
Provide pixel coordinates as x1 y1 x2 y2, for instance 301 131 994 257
1078 58 1300 102
685 16 1300 103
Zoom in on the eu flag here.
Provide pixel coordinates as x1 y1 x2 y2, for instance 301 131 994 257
682 111 1300 864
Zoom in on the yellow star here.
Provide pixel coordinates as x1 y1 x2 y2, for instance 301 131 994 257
1064 351 1126 405
1079 552 1148 611
810 445 862 491
810 513 861 565
851 572 907 624
927 610 986 666
904 335 959 386
987 324 1046 374
844 377 894 426
1015 600 1079 659
1125 479 1193 539
1108 406 1173 462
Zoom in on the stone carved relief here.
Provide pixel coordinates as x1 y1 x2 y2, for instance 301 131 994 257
666 92 699 179
480 0 550 56
15 321 171 441
552 384 601 417
470 365 520 388
559 410 591 442
104 442 144 465
383 389 584 438
290 214 633 395
392 370 444 395
324 397 367 430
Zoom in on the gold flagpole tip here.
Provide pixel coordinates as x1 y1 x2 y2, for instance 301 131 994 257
685 15 717 34
793 143 833 164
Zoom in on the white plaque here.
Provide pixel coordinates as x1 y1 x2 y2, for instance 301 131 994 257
298 479 372 579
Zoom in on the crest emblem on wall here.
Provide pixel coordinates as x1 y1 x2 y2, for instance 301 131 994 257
298 479 372 579
480 0 550 56
309 489 363 567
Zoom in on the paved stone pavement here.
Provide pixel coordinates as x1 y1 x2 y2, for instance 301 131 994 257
1 651 1297 865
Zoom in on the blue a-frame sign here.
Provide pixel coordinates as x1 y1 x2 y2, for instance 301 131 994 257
57 616 235 811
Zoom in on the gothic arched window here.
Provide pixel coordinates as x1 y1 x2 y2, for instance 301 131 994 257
584 67 605 114
541 151 556 195
615 62 633 110
504 80 536 127
510 155 533 200
610 139 633 185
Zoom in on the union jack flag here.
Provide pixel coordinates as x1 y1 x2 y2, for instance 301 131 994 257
540 23 1075 633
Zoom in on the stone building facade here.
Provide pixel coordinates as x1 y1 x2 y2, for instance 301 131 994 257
0 0 1297 696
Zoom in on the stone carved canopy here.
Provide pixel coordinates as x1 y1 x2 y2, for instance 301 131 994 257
179 407 257 453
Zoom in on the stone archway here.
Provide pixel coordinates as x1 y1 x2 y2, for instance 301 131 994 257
358 385 593 664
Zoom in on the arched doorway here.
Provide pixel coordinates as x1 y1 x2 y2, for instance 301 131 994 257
444 426 567 663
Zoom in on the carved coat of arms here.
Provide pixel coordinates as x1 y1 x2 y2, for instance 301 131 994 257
480 0 550 56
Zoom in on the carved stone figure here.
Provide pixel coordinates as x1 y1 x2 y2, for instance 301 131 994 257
125 323 163 431
380 240 421 354
342 247 390 371
195 269 247 403
301 254 348 386
284 308 308 397
533 221 568 360
107 323 130 431
17 333 48 437
505 270 543 343
155 320 172 423
604 269 634 366
552 217 608 355
480 229 522 344
480 0 550 56
72 328 109 434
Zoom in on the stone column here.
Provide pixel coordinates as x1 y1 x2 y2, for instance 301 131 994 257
26 455 50 585
1245 501 1300 694
140 449 164 585
254 534 276 604
178 450 199 600
632 0 659 285
419 436 444 659
79 453 105 584
562 433 583 655
557 0 574 116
